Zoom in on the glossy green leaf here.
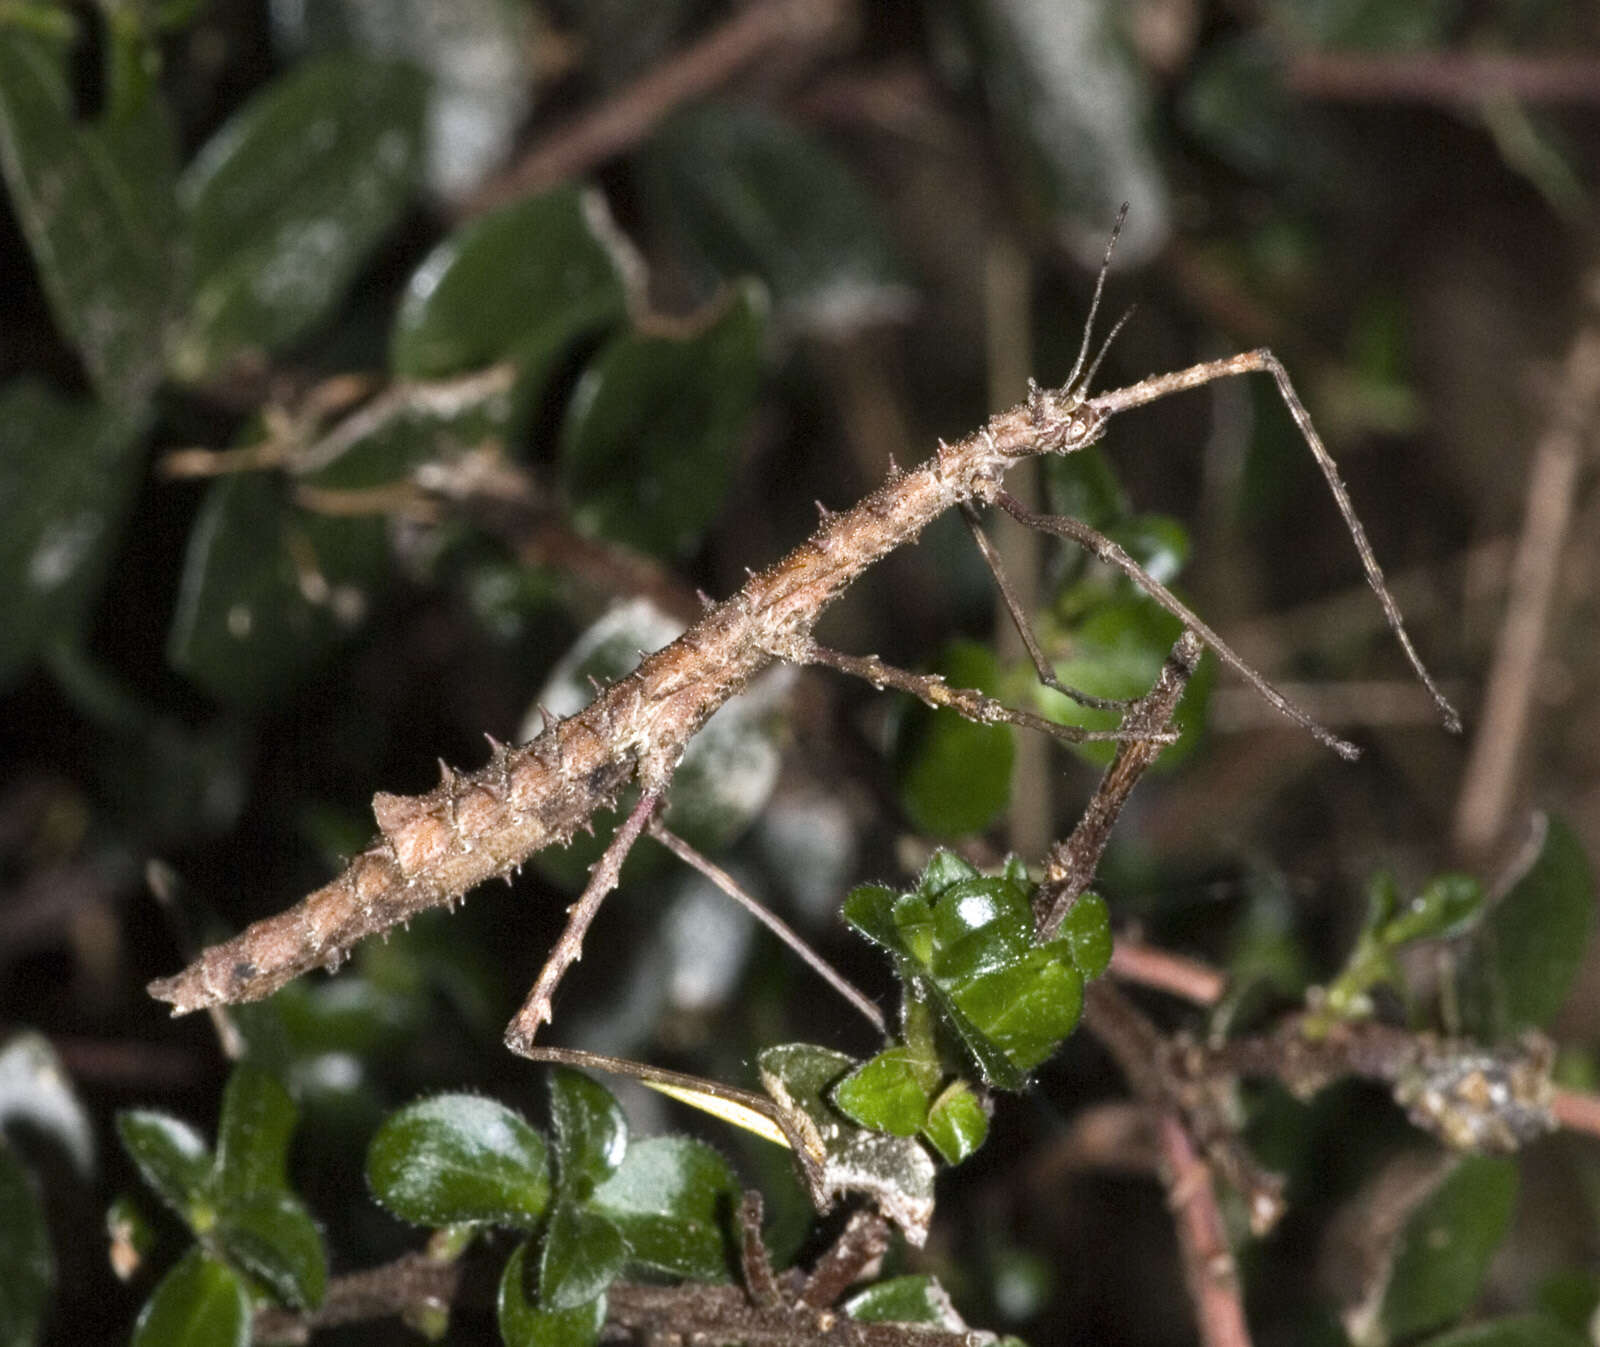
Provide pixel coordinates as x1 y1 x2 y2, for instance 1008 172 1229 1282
0 32 180 403
1379 874 1483 947
1418 1318 1591 1347
172 57 425 380
1104 514 1190 587
832 1048 939 1138
0 381 148 690
560 282 766 558
213 1065 295 1202
539 1202 626 1312
1375 1156 1517 1344
547 1071 628 1201
0 1030 94 1176
1461 815 1595 1035
590 1136 739 1281
215 1189 327 1311
951 947 1083 1074
841 884 902 954
0 1142 51 1347
167 471 389 706
646 102 910 332
391 186 631 382
845 1274 961 1327
921 1081 989 1165
366 1095 550 1228
894 641 1015 838
131 1249 249 1347
1060 892 1112 978
116 1112 214 1228
498 1240 605 1347
757 1043 937 1247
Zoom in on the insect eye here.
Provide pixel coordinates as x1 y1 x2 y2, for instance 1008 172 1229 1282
1067 414 1090 441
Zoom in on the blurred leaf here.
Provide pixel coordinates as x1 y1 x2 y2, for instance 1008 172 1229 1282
894 640 1015 838
539 1202 626 1311
1181 36 1302 181
1043 444 1128 532
0 32 180 403
757 1043 937 1247
1104 514 1189 587
173 57 425 380
956 0 1169 266
298 367 515 490
1060 892 1112 978
0 1031 94 1176
116 1112 213 1228
1033 596 1212 768
1380 874 1483 948
498 1240 605 1347
590 1136 739 1281
921 1081 989 1165
548 1071 628 1201
560 282 767 558
273 0 535 198
130 1250 249 1347
0 1142 51 1347
391 187 632 388
1461 815 1595 1036
832 1048 939 1138
0 381 148 690
1271 0 1462 50
646 102 911 332
1417 1319 1588 1347
213 1065 295 1202
1536 1272 1600 1336
167 471 389 706
845 1274 963 1327
215 1190 326 1311
366 1095 550 1228
1368 1156 1518 1345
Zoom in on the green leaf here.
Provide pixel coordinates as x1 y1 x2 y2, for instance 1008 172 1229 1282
0 1030 94 1176
172 56 425 380
841 885 902 953
894 641 1015 838
1417 1318 1589 1347
757 1043 937 1247
539 1202 626 1312
116 1112 214 1229
1373 1156 1518 1345
167 471 389 706
832 1048 939 1138
213 1064 296 1202
498 1240 605 1347
0 381 148 690
1060 893 1112 978
590 1136 739 1281
1104 514 1190 587
0 32 180 403
1380 874 1484 948
560 282 766 558
1461 815 1595 1035
950 947 1083 1075
367 1095 550 1228
391 186 631 383
921 1080 989 1164
645 102 910 331
0 1142 51 1347
845 1274 962 1327
131 1249 250 1347
215 1189 327 1310
547 1071 628 1202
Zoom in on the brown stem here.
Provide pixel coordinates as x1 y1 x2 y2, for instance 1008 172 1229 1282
253 1252 461 1345
459 0 847 218
1157 1114 1254 1347
1287 52 1600 105
1109 937 1227 1006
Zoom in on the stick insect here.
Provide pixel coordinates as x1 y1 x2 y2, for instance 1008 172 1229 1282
148 209 1461 1054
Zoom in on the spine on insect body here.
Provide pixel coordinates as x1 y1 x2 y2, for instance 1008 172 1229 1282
148 391 1091 1014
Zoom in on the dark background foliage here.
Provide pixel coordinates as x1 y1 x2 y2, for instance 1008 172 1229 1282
2 1 1599 1344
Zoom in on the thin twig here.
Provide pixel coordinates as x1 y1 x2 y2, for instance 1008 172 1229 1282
1109 937 1228 1006
1036 631 1203 938
1453 281 1600 862
459 0 847 218
803 642 1175 748
1288 52 1600 105
504 790 661 1051
1157 1112 1254 1347
646 819 886 1034
253 1252 461 1345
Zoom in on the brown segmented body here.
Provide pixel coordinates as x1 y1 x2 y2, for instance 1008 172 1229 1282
149 391 1098 1014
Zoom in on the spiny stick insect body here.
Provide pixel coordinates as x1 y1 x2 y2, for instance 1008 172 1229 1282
149 210 1460 1051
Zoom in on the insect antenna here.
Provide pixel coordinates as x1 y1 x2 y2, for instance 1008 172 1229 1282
1064 202 1129 396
